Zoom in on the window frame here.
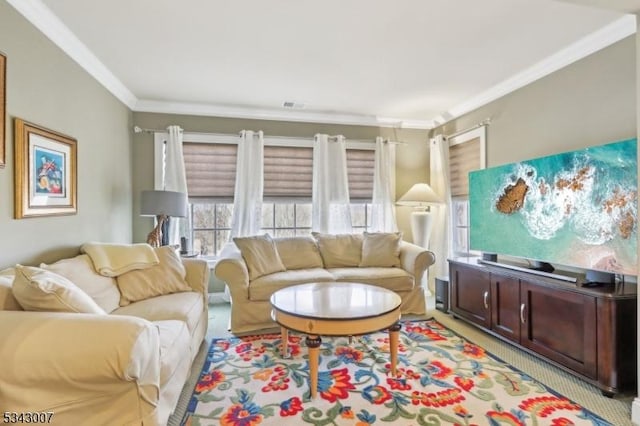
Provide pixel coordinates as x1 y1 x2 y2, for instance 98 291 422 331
153 131 376 256
447 126 486 258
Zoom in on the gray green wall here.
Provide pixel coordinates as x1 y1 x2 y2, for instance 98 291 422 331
0 2 133 268
432 35 636 165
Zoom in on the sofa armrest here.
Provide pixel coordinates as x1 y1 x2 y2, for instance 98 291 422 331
0 311 160 412
214 244 249 302
399 241 436 286
183 258 209 299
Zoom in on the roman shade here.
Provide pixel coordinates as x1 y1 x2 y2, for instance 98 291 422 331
448 136 481 197
183 142 237 198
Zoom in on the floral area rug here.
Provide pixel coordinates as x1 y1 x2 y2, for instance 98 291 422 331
182 319 610 425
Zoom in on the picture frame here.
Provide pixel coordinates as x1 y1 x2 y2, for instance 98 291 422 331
14 118 77 218
0 52 6 168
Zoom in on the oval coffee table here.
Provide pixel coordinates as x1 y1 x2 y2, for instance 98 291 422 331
270 282 402 399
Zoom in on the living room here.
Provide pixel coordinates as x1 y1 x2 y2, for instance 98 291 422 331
1 0 639 425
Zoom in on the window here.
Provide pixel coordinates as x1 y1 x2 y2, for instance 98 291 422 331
447 126 486 257
160 133 376 256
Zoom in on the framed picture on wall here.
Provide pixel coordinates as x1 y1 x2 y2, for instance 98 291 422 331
0 52 6 168
14 118 77 218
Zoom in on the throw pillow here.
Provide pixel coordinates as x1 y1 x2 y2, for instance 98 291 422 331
41 254 121 313
274 236 323 270
359 232 403 267
312 233 363 268
116 246 192 306
11 265 106 314
0 268 22 311
233 234 286 280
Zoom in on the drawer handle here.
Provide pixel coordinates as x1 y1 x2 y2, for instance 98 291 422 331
483 291 489 309
520 303 526 324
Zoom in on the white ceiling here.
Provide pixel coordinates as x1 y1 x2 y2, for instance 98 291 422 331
8 0 638 128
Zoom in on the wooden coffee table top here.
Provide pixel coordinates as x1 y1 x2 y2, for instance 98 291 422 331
270 282 401 336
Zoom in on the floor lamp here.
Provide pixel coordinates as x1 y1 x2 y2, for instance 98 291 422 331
397 183 442 249
141 190 188 247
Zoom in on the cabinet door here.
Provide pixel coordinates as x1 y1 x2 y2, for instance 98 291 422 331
520 281 597 378
490 274 521 342
450 263 491 328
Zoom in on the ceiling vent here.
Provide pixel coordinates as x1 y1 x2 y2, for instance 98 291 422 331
283 101 305 109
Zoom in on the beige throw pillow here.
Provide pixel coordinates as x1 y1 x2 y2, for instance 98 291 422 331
312 233 363 268
233 234 286 280
116 246 192 306
274 236 323 270
41 255 121 313
11 265 106 314
359 232 402 267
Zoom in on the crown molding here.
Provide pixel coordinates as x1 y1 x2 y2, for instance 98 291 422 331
9 1 635 130
7 0 137 108
134 99 434 129
432 14 637 127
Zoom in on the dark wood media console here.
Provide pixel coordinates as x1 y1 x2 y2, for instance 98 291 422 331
448 257 637 396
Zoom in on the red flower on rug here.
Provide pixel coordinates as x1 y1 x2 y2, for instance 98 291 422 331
519 396 582 417
220 402 263 426
410 388 465 407
335 346 364 363
279 396 303 417
194 370 225 393
318 368 356 402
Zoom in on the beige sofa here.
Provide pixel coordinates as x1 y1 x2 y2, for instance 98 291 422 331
215 233 435 334
0 245 209 426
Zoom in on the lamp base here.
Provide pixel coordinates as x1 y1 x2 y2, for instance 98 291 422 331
411 211 433 249
147 215 167 248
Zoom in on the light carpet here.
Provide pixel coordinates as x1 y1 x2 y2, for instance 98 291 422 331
180 318 613 425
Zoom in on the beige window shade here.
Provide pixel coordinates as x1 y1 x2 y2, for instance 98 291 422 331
347 149 374 200
183 142 237 198
264 146 313 198
183 142 375 200
449 137 480 197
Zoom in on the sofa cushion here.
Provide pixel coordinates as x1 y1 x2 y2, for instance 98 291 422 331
249 268 335 301
0 268 22 311
154 320 191 386
41 254 120 313
116 246 192 306
233 234 286 280
359 232 402 267
274 236 323 270
12 265 106 314
328 267 414 292
312 233 363 268
111 291 204 334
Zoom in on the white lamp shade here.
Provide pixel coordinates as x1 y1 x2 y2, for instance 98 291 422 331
140 190 188 217
396 183 442 206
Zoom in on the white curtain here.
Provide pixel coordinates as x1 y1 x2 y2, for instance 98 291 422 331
429 134 452 292
312 134 352 234
230 130 264 237
164 125 188 245
370 137 397 232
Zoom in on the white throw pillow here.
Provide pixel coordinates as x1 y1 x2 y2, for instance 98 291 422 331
359 232 402 267
11 265 106 314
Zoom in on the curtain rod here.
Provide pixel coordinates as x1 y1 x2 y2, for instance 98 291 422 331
133 125 406 145
443 118 492 140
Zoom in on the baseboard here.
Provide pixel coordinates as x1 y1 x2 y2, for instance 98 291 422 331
632 398 640 425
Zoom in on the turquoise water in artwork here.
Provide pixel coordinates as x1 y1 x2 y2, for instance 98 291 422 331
469 139 637 275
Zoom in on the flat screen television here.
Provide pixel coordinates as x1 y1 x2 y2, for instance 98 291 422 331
469 138 637 278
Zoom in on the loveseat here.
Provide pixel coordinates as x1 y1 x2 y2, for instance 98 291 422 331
215 232 435 334
0 244 209 426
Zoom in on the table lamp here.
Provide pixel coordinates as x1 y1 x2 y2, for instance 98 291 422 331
396 183 442 248
140 190 188 247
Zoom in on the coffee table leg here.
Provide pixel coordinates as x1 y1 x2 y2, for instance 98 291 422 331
281 326 289 358
306 335 322 399
389 322 401 377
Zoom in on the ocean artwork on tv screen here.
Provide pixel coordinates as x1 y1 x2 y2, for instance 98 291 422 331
469 138 637 276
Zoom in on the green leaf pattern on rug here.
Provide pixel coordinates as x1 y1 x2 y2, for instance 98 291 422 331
182 320 611 425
